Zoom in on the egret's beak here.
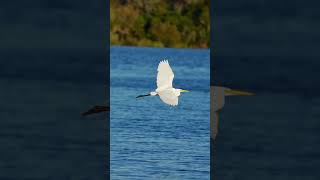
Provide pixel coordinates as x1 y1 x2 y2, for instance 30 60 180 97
224 89 254 96
181 89 189 93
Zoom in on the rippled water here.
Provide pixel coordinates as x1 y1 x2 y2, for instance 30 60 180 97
110 46 210 179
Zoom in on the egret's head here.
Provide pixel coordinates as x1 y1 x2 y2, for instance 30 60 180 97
224 88 254 96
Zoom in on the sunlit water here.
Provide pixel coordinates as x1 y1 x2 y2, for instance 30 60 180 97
110 46 210 179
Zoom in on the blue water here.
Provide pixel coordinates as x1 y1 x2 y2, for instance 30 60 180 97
2 47 318 180
110 46 210 179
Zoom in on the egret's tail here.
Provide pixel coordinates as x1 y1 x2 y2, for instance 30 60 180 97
136 94 151 98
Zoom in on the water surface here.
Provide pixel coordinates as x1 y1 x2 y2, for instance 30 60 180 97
111 46 210 179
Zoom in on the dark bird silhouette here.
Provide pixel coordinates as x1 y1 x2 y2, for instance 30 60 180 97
82 105 110 116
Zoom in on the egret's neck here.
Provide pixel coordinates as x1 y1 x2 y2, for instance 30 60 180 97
150 92 158 96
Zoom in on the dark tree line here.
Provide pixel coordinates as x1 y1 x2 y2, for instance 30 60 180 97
111 0 210 48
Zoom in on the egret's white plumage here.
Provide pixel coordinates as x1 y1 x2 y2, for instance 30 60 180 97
158 89 178 106
136 60 189 106
156 60 174 90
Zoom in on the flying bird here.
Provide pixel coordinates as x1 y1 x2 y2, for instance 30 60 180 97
136 60 189 106
211 86 254 140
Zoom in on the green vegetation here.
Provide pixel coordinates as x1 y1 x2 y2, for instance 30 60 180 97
110 0 210 48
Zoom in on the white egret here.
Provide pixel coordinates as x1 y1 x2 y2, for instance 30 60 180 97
211 86 254 140
136 60 189 106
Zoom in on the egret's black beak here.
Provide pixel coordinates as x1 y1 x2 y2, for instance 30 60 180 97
136 94 151 98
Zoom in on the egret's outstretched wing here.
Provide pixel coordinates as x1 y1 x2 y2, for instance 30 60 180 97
158 89 178 106
157 60 174 89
